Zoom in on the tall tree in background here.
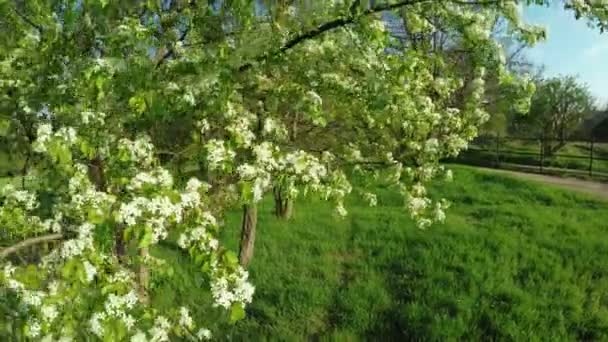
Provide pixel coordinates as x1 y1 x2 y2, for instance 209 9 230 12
513 76 595 154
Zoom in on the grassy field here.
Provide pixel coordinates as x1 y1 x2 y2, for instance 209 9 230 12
151 165 608 340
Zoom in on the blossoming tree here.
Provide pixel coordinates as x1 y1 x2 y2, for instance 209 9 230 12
1 0 607 340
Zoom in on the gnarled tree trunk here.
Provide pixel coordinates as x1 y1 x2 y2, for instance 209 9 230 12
238 204 257 267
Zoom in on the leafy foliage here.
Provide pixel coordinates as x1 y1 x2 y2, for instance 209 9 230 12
0 0 607 340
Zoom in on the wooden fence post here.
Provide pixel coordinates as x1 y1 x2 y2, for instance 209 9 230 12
495 134 501 168
539 134 544 174
589 136 594 177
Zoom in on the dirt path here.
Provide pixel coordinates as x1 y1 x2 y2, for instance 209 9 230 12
477 167 608 200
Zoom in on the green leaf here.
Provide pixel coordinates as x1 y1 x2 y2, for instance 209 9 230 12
123 227 132 242
61 259 80 280
229 303 246 323
139 227 153 248
129 95 147 114
87 209 104 224
224 250 239 267
240 181 253 202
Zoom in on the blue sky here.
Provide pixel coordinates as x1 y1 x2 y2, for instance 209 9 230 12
523 3 608 107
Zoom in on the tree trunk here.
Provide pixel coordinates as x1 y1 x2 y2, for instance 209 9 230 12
238 204 257 267
88 156 126 259
273 187 293 219
138 247 150 304
21 151 30 189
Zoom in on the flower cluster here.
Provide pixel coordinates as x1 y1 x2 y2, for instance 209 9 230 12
210 268 255 310
69 164 116 215
206 139 236 171
117 136 155 167
226 113 256 148
128 168 174 191
1 185 38 211
60 223 95 259
32 123 78 153
88 290 139 337
81 111 107 125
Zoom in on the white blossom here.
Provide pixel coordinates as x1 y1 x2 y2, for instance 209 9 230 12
363 192 378 207
23 291 45 307
128 168 174 190
445 169 454 182
198 119 210 134
41 304 58 322
123 314 136 330
179 307 193 329
56 127 77 144
177 234 188 249
335 203 348 217
27 319 41 338
131 330 148 342
83 261 97 282
206 139 236 170
237 164 257 180
149 316 171 342
196 328 212 340
186 178 204 192
33 123 53 152
89 312 105 337
210 268 254 309
3 263 15 278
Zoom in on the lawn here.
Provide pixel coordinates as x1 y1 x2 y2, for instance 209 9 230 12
152 165 608 340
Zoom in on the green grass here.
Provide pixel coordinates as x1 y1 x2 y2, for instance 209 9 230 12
154 165 608 340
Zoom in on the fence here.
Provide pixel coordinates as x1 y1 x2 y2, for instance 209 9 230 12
453 135 608 180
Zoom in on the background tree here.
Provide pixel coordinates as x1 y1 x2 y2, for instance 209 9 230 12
512 75 595 154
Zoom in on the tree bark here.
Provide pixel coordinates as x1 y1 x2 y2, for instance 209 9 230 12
273 187 293 220
21 151 30 189
87 156 127 259
238 204 257 267
0 233 62 259
138 247 150 304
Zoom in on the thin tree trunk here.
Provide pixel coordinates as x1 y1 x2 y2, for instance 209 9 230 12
273 186 293 219
138 247 150 304
87 156 127 260
21 151 30 189
238 204 257 267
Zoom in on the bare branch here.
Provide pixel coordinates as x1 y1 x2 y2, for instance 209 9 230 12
0 233 63 259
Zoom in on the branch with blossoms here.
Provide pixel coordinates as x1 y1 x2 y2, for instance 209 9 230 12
0 120 254 340
238 0 514 72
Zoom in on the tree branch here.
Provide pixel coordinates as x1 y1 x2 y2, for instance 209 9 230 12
13 9 43 35
0 233 63 259
155 25 191 68
155 0 196 68
238 0 448 72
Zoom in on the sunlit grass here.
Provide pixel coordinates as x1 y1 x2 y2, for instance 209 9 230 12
155 165 608 340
